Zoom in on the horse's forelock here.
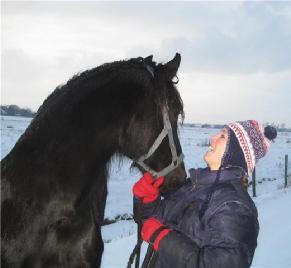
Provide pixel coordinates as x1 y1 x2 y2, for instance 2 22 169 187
151 67 184 124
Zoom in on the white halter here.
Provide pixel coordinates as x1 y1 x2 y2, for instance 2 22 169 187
134 106 184 178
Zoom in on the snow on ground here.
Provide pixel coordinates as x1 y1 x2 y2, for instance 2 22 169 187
1 115 291 268
252 188 291 267
102 220 136 243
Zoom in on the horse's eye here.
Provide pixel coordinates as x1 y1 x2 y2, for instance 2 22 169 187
172 75 179 84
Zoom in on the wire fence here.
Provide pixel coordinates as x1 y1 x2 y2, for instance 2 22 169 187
251 154 291 197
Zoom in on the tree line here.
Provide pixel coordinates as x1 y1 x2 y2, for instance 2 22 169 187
1 104 290 132
0 105 36 118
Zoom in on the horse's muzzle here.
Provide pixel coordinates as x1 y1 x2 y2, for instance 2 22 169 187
160 161 187 195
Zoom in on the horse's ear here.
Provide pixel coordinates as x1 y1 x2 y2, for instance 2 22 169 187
164 53 181 79
144 55 153 64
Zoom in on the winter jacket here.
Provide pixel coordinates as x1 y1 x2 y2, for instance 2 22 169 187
139 166 259 268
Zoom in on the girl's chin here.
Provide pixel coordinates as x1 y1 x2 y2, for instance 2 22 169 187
204 150 213 158
203 153 211 164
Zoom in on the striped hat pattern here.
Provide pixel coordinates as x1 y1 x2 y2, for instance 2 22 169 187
227 120 271 174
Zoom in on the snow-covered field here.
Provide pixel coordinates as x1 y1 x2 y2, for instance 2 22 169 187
1 115 291 268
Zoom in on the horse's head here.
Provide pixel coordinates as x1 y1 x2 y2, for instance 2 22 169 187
31 53 186 194
119 53 187 194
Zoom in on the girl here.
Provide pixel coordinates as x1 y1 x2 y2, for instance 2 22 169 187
133 120 277 268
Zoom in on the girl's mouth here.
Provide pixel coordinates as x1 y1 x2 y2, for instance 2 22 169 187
208 146 214 152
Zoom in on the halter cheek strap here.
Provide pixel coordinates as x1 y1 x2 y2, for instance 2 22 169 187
134 106 184 178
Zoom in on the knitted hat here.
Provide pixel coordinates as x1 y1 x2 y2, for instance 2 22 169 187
222 120 277 174
221 128 248 173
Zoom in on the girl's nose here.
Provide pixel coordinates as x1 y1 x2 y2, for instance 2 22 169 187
210 135 216 145
210 132 219 145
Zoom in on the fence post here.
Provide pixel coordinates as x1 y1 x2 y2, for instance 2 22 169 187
285 154 288 188
252 167 256 197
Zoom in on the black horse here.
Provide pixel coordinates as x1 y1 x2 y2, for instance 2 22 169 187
1 53 186 267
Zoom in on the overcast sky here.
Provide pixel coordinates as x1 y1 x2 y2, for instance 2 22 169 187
2 1 291 126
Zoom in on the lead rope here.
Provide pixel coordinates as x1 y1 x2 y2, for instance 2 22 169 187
127 202 154 268
128 197 166 268
127 238 143 268
127 199 143 268
127 218 168 268
141 225 168 268
135 201 142 268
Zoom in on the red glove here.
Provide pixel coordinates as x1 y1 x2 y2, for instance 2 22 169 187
142 218 172 251
132 172 164 203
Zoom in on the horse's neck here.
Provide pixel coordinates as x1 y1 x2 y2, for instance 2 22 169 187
2 123 118 207
3 115 120 185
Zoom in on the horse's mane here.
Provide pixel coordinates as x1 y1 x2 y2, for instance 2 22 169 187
36 57 183 121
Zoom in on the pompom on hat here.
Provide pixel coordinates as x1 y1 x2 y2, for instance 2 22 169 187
225 120 277 174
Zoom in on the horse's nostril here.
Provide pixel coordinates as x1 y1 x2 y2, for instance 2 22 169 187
56 217 70 228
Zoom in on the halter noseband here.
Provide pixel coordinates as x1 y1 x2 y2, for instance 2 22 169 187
133 106 184 178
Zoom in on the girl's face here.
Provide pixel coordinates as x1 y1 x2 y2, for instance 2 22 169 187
204 128 228 170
